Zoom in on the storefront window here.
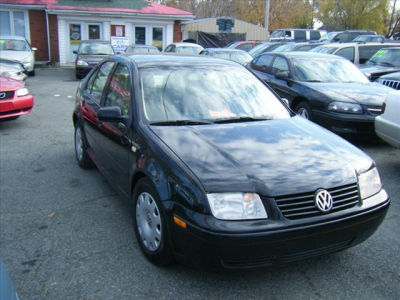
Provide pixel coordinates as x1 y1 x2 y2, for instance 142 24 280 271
0 11 11 35
13 11 25 37
135 27 146 45
152 27 163 51
88 24 100 40
0 10 27 38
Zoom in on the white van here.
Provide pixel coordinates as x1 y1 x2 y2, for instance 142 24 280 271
270 28 326 42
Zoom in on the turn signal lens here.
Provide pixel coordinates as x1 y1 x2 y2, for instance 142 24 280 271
173 216 187 229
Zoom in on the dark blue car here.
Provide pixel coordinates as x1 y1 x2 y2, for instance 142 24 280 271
73 54 389 269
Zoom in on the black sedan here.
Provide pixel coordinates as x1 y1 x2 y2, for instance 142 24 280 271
74 40 114 79
247 52 393 136
73 54 389 269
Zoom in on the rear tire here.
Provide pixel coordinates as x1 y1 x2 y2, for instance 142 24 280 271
74 122 94 169
296 101 312 120
132 178 173 266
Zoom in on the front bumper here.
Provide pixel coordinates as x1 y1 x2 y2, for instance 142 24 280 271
312 110 376 136
168 189 389 270
0 94 34 119
75 65 95 77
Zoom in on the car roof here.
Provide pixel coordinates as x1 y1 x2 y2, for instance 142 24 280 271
80 40 111 44
204 48 246 53
128 45 157 48
0 35 27 40
265 51 347 60
318 42 399 48
170 42 203 48
122 54 239 68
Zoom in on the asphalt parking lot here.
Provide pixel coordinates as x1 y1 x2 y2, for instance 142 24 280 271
1 67 399 300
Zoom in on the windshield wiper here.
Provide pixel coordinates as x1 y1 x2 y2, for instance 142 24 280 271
214 116 272 124
304 80 322 82
378 62 395 67
150 120 212 126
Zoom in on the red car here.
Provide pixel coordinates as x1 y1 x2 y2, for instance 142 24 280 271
225 41 262 52
0 75 34 120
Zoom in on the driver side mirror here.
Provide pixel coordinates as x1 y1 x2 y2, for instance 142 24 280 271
32 47 37 51
73 50 78 54
275 70 290 80
98 106 127 122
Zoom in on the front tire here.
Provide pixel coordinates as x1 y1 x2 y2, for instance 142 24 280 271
132 178 173 266
74 122 94 169
296 101 312 120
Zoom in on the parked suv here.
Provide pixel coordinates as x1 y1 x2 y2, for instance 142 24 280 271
325 30 377 43
270 28 326 42
311 42 399 66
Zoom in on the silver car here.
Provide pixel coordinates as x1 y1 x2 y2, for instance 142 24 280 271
0 35 36 75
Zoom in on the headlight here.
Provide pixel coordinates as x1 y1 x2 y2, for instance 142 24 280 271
16 88 29 97
207 193 268 220
76 60 88 66
328 101 363 114
358 167 381 200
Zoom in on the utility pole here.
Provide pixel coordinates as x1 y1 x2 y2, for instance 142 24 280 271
265 0 270 32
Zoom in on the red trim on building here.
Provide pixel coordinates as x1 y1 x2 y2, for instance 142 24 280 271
173 20 182 42
48 14 59 63
28 10 49 61
0 1 192 16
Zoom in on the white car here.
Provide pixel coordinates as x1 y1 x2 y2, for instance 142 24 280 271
163 42 203 55
0 35 36 75
0 59 27 81
375 91 400 148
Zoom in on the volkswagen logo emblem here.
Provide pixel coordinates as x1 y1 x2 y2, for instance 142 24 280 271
315 189 333 213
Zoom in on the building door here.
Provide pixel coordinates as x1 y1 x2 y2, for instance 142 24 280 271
68 22 103 63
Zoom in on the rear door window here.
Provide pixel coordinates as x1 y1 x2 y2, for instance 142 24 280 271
294 30 306 41
252 54 274 72
335 47 355 62
271 56 289 74
310 31 320 40
238 43 252 52
88 61 115 103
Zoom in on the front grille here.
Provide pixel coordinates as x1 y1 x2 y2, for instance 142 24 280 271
275 183 360 220
0 91 14 100
380 79 400 90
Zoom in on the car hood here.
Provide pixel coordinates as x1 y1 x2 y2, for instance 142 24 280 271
150 117 373 196
359 65 400 76
303 82 391 106
0 50 31 62
0 75 24 90
77 55 109 63
379 71 400 80
0 63 22 72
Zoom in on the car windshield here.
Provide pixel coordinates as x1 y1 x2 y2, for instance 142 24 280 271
320 31 340 42
176 47 202 55
271 43 295 52
230 52 253 64
0 39 30 51
140 65 290 123
249 43 280 57
292 58 369 83
310 46 337 54
366 49 400 67
226 41 240 49
79 43 114 55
